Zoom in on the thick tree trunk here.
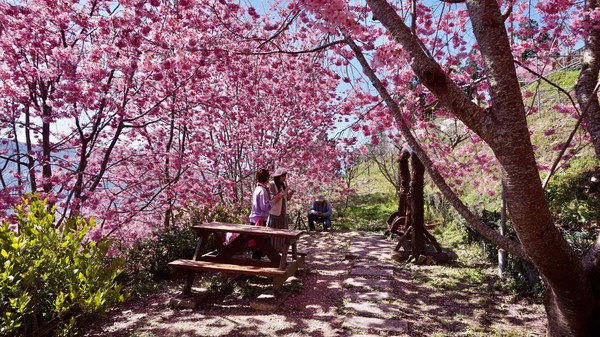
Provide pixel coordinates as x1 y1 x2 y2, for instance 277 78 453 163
467 2 595 334
577 0 600 159
582 237 600 335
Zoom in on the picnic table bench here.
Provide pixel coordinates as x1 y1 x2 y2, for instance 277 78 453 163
169 222 307 294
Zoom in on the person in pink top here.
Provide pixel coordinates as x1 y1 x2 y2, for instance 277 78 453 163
249 168 285 259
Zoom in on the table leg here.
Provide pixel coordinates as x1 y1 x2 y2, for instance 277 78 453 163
193 233 208 260
184 232 208 295
182 271 194 295
253 236 280 265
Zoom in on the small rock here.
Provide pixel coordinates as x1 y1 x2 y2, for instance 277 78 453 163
250 291 289 312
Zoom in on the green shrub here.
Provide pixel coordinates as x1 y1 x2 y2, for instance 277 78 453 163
545 159 599 257
128 224 198 283
0 195 127 337
433 216 470 248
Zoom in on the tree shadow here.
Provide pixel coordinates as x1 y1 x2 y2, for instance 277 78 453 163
83 231 545 337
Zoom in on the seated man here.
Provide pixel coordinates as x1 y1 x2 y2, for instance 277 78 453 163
308 195 332 231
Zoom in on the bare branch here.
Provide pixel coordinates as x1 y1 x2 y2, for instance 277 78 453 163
241 40 346 55
514 59 579 116
258 10 302 49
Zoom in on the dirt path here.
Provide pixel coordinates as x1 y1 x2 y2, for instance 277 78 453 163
85 231 546 337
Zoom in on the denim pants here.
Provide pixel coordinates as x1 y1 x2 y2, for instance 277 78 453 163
308 214 331 230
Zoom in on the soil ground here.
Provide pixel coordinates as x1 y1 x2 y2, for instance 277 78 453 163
84 230 546 337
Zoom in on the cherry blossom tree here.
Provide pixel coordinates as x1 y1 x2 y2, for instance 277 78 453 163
0 0 349 242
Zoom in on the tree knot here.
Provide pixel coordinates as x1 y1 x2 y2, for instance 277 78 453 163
417 66 446 90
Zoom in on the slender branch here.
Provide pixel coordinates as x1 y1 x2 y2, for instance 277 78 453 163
258 10 302 49
501 3 513 22
411 0 417 35
105 167 189 237
331 99 385 140
514 59 580 117
241 40 346 55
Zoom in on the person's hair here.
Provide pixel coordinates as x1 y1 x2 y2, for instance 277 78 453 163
256 168 270 184
273 174 287 191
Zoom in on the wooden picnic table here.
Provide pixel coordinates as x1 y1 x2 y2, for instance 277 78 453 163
169 222 306 294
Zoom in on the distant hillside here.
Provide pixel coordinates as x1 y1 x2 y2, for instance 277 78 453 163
0 139 75 190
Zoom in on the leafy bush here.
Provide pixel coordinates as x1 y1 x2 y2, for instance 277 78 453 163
545 159 599 256
0 196 127 337
433 217 470 248
128 224 198 283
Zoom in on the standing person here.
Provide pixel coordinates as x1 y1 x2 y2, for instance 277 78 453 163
308 195 332 231
267 168 295 252
249 168 284 259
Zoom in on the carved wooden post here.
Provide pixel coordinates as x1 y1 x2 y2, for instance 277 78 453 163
410 152 426 258
390 146 448 263
399 148 411 231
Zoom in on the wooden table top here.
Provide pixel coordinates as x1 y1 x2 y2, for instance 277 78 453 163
193 222 303 238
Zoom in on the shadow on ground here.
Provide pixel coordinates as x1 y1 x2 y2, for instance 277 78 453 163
84 231 546 337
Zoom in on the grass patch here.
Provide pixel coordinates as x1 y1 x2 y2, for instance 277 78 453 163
433 219 469 248
424 267 486 290
336 164 397 231
522 70 578 93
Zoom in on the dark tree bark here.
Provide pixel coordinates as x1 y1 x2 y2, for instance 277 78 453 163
40 87 53 194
